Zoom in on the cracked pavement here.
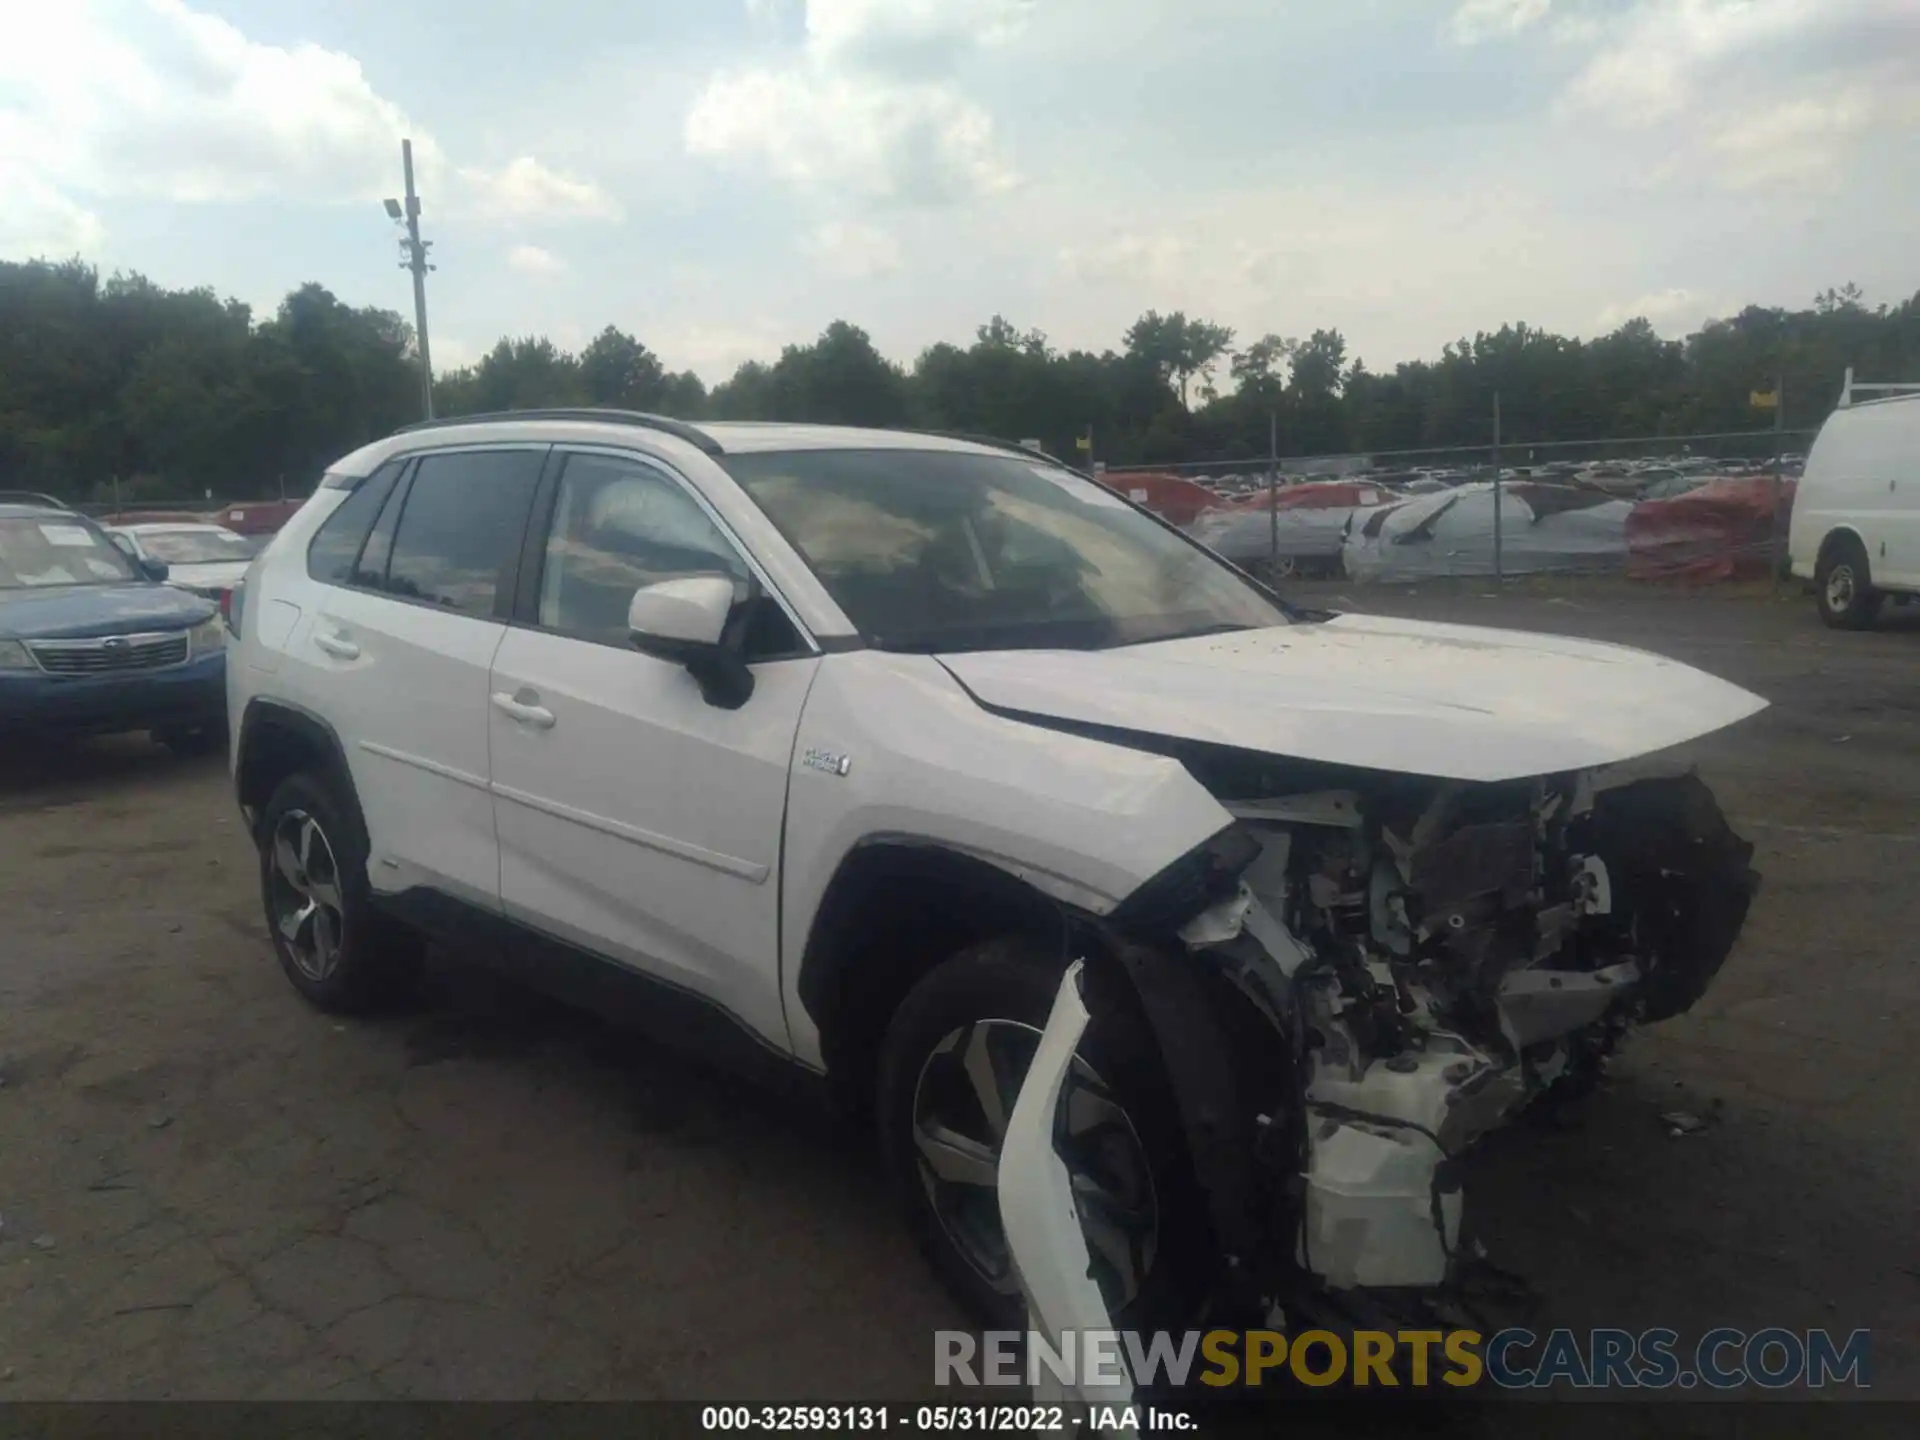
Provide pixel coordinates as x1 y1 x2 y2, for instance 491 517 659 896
1 581 1916 1403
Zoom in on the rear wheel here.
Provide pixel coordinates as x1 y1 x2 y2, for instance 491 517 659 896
257 771 420 1013
876 935 1214 1331
1816 535 1882 629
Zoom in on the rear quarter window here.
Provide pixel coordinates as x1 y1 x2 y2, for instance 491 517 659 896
308 463 404 585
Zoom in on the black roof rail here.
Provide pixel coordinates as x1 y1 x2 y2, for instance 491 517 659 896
917 431 1079 471
393 408 723 456
0 490 75 511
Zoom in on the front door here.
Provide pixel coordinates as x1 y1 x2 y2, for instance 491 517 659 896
487 449 818 1051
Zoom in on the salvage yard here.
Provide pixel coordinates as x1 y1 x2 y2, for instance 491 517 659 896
1 581 1917 1405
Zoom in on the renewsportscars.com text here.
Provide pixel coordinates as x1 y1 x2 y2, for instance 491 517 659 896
935 1327 1872 1391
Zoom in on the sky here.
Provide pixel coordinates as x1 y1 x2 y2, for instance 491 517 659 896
2 0 1917 383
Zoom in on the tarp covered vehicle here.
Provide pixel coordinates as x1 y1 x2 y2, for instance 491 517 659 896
1343 482 1632 583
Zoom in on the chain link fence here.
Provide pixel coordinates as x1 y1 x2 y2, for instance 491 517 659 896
1104 425 1816 586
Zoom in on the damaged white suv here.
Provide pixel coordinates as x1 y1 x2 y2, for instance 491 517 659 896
228 412 1764 1355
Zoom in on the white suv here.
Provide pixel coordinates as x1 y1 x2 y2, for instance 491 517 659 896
228 411 1765 1350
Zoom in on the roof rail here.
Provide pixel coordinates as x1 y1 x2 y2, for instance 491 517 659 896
1838 367 1920 410
0 490 75 511
393 408 723 456
917 430 1079 471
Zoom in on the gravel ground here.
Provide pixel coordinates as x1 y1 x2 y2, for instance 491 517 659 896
1 579 1915 1409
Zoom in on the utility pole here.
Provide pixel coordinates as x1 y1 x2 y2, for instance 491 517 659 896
388 140 435 421
1491 391 1504 583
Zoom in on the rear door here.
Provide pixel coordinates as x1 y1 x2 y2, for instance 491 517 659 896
487 447 819 1051
305 446 545 913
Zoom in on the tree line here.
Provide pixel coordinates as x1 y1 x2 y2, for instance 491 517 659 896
3 256 1916 503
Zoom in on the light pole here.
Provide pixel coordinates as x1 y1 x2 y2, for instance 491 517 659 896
385 139 435 421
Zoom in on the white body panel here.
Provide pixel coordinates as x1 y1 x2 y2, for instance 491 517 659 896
305 582 508 908
940 612 1765 784
1787 394 1920 591
160 559 251 592
487 626 819 1050
778 650 1234 1068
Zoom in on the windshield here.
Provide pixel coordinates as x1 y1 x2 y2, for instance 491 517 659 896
0 516 139 589
723 448 1291 652
133 528 257 565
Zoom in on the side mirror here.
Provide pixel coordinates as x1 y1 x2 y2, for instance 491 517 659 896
627 574 754 710
139 558 170 582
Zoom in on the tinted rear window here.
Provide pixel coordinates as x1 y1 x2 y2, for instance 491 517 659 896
383 450 543 617
308 463 403 585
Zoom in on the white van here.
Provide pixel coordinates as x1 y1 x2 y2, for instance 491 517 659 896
1788 382 1920 628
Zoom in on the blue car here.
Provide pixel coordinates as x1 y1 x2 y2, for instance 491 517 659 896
0 494 229 752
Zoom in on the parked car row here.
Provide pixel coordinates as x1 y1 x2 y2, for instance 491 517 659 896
0 493 230 750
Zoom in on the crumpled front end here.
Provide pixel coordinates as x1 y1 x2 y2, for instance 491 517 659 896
999 756 1758 1374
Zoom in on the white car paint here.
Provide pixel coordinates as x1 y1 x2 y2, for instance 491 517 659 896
777 649 1232 1066
938 610 1766 785
1788 390 1920 594
108 523 255 595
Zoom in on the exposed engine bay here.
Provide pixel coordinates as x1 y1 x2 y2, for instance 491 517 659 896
1101 753 1759 1313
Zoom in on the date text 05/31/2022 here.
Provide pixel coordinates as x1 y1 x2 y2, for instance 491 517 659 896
700 1406 1196 1432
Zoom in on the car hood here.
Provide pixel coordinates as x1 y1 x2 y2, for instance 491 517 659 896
0 583 215 641
163 561 250 590
936 612 1767 783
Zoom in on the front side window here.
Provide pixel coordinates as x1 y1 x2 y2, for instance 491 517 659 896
0 516 137 589
722 448 1292 653
384 450 543 617
537 453 755 645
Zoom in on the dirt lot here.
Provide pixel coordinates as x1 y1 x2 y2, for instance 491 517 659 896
1 580 1916 1407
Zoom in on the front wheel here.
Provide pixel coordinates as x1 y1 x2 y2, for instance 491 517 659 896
876 936 1214 1332
1816 536 1882 629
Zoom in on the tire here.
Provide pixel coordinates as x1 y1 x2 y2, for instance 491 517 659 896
256 770 421 1014
876 935 1215 1332
1815 534 1882 629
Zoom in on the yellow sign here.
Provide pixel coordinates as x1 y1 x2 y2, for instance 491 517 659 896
1751 390 1779 409
1076 434 1093 452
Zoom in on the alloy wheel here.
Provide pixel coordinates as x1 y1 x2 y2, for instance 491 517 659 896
268 809 346 983
910 1017 1159 1311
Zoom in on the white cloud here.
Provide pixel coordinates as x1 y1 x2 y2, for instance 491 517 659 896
684 0 1025 203
1448 0 1553 45
459 158 619 223
0 161 106 258
1596 288 1717 334
1706 91 1879 189
1058 233 1194 287
1546 1 1919 188
805 220 903 276
0 0 612 260
507 243 565 275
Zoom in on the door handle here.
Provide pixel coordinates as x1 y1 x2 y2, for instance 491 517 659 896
491 691 556 729
314 631 360 660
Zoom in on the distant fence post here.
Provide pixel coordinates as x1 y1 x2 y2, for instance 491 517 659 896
1772 374 1785 593
1267 409 1279 574
1491 392 1503 583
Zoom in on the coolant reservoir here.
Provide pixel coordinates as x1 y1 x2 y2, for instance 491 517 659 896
1299 1119 1460 1289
